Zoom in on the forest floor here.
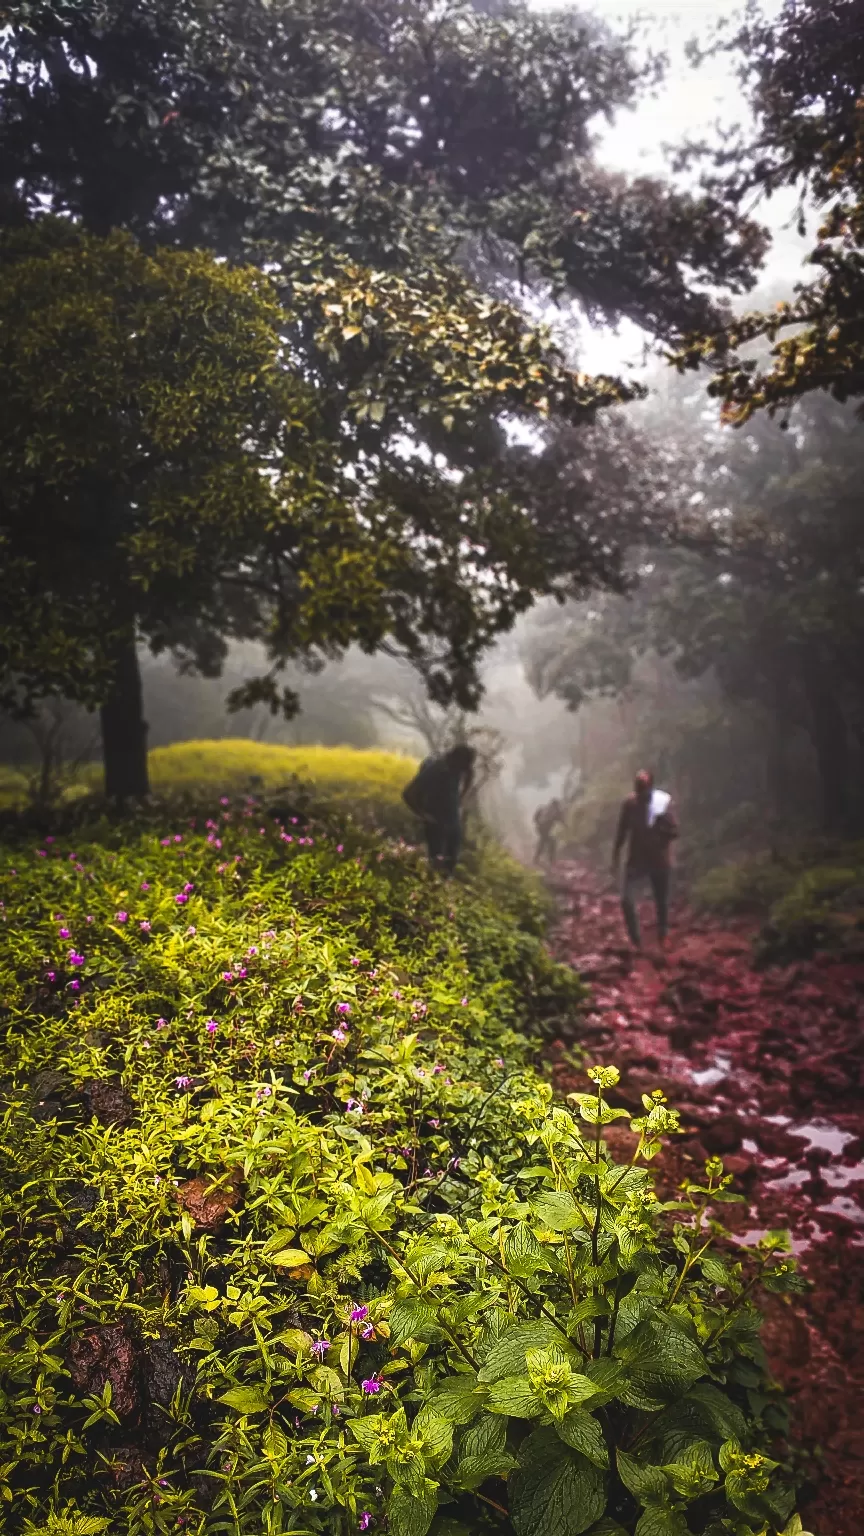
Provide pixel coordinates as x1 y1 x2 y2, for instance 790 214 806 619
545 861 864 1536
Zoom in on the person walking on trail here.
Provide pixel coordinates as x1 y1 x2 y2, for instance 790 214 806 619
534 798 565 865
402 743 477 876
611 770 678 950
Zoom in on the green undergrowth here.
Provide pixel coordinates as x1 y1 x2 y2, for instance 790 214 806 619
0 791 810 1536
694 840 864 962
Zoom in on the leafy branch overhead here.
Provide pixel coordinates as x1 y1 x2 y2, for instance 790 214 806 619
0 221 639 727
672 0 864 420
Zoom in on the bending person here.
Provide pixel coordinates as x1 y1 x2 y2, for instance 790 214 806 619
402 743 477 876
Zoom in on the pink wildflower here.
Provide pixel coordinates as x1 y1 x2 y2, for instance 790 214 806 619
115 911 128 924
361 1376 382 1396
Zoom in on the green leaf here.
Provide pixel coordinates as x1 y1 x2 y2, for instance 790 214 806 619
267 1247 312 1267
557 1408 609 1468
531 1191 584 1232
615 1318 706 1399
454 1413 518 1491
428 1373 484 1425
510 1426 606 1536
634 1511 690 1536
388 1478 438 1536
262 1423 288 1460
217 1386 270 1415
615 1450 668 1507
486 1373 543 1418
389 1298 443 1346
412 1407 454 1470
661 1438 717 1497
504 1221 552 1277
479 1322 575 1384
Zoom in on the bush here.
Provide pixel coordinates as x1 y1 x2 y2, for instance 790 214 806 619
692 856 795 918
0 794 809 1536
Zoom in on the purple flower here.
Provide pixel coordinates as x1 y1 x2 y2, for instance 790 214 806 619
69 980 80 992
336 844 344 853
461 997 468 1006
345 1098 364 1114
175 1075 193 1089
32 1404 41 1414
183 881 194 893
36 850 47 858
361 1323 374 1340
115 910 128 924
186 925 196 936
493 1057 505 1069
336 1002 351 1017
359 1515 372 1531
141 881 150 891
205 1020 219 1035
247 946 258 958
45 837 55 845
237 967 247 979
311 1339 330 1358
46 971 56 983
140 920 151 933
68 950 85 967
85 915 94 924
156 1018 167 1029
332 1028 348 1044
220 796 230 806
222 972 234 983
361 1376 382 1396
350 957 361 967
302 1069 312 1082
174 835 183 844
350 1305 369 1323
58 927 70 939
175 893 188 906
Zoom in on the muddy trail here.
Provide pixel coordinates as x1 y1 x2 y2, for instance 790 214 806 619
546 861 864 1535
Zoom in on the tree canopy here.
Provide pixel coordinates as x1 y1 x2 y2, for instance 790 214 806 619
524 373 864 834
0 0 771 794
675 0 864 421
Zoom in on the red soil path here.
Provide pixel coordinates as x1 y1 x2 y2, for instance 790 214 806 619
546 862 864 1535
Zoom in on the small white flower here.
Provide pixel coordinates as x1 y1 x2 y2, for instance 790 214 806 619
309 1488 318 1502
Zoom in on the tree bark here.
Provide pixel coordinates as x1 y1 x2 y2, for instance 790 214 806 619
800 648 850 835
100 636 149 801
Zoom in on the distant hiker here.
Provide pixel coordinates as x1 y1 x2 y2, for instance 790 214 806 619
402 743 477 876
534 798 565 865
611 770 678 950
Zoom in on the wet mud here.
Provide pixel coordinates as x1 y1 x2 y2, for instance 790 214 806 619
547 862 864 1534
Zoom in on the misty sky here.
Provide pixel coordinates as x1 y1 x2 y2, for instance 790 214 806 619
526 0 807 373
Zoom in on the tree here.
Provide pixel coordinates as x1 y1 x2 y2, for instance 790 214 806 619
0 221 636 797
674 0 864 420
524 372 864 835
0 1 770 795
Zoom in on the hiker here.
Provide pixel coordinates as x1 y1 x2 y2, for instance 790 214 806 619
611 769 678 950
534 798 565 865
402 743 477 876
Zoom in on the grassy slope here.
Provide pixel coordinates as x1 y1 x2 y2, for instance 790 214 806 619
0 741 419 817
0 769 580 1531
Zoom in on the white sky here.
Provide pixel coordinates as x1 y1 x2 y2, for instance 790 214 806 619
525 0 808 373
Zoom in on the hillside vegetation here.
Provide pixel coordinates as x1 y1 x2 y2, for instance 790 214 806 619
0 766 809 1536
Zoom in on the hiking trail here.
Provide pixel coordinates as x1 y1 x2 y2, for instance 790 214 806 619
547 862 864 1536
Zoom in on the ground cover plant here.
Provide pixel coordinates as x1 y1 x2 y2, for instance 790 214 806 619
0 788 811 1536
693 842 864 963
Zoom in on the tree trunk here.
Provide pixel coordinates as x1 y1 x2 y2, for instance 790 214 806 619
100 636 149 801
800 649 850 835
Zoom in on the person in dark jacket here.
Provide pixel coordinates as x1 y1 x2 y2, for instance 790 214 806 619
402 743 477 875
611 769 678 949
534 798 565 865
